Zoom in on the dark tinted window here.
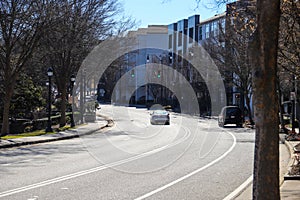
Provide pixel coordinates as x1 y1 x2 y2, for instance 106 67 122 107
226 107 241 115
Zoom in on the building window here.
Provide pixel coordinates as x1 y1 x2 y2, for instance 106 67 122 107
178 31 183 46
205 24 210 39
221 18 225 30
213 21 218 37
189 27 194 43
199 26 203 40
230 16 234 25
174 33 177 50
178 50 182 62
169 34 173 49
221 42 225 47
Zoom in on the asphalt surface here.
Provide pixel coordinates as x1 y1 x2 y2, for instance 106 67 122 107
0 105 299 199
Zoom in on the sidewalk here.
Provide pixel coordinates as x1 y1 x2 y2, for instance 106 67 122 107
235 134 300 200
0 113 112 149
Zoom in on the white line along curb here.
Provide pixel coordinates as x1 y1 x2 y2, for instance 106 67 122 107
223 175 253 200
135 130 237 200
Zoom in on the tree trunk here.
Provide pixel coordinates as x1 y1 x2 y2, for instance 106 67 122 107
251 0 281 199
245 94 254 125
59 84 67 127
1 80 16 135
277 78 288 133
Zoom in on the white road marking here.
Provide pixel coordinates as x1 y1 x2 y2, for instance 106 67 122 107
1 163 12 166
0 128 191 198
134 131 237 200
27 196 38 200
223 175 253 200
0 159 33 166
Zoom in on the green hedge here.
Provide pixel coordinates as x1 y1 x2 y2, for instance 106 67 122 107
9 119 31 134
5 112 82 134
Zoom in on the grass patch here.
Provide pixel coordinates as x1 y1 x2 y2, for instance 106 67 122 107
2 129 55 139
1 124 87 140
56 125 71 132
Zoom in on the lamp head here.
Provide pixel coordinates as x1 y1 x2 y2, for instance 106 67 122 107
47 67 53 77
70 74 76 82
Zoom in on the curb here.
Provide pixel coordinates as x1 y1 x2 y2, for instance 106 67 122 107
234 135 294 199
0 116 113 149
284 139 300 180
0 134 81 149
284 175 300 180
280 135 293 181
98 114 114 127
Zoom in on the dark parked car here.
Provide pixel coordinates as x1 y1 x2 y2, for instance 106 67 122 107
150 110 170 125
218 106 244 127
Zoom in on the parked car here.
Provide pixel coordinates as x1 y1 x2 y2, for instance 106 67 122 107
218 106 244 127
150 110 170 125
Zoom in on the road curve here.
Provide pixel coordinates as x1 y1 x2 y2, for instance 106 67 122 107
0 105 255 200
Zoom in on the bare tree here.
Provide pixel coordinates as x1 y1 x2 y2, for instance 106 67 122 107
276 0 300 132
0 0 49 135
39 0 133 126
225 1 256 124
202 1 256 124
277 0 300 103
278 0 300 75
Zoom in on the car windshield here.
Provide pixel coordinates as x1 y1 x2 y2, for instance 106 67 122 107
153 110 168 115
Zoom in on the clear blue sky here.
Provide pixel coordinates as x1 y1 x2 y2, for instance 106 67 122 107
122 0 226 28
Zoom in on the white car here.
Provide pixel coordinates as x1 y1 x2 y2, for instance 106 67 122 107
150 110 170 125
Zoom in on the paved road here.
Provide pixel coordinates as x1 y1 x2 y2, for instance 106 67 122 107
0 105 255 200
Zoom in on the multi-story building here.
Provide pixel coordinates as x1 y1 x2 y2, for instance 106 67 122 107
198 13 226 44
101 1 252 115
110 25 169 105
167 13 227 114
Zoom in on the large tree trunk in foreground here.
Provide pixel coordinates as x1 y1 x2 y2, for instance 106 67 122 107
251 0 281 199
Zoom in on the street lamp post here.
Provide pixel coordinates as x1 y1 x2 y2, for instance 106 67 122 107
70 74 76 127
45 67 53 132
159 56 163 105
146 55 150 107
290 91 296 132
80 69 84 123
